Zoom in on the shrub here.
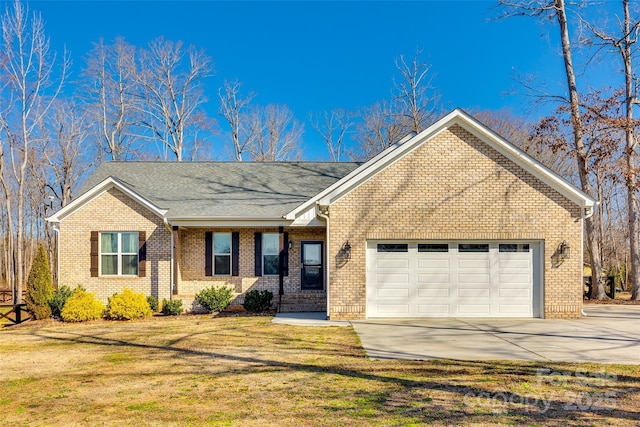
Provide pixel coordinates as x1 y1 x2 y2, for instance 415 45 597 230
25 244 54 320
243 289 273 312
195 286 233 313
61 288 105 322
106 289 153 320
48 285 74 319
161 299 183 315
147 295 159 312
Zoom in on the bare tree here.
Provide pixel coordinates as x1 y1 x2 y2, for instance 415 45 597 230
0 0 68 302
354 101 407 161
136 37 213 161
245 104 303 161
218 79 256 161
353 50 439 160
82 37 139 161
310 109 352 161
393 50 439 134
43 100 96 207
498 0 606 298
582 0 640 298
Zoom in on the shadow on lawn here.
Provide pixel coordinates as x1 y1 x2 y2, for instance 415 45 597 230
22 325 640 424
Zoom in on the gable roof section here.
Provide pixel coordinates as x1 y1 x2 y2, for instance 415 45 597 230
46 176 168 223
50 162 360 223
285 108 595 219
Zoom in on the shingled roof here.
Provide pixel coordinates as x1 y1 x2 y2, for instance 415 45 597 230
80 161 361 219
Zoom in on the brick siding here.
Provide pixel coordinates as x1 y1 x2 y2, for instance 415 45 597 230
58 188 172 303
176 227 327 311
328 125 583 320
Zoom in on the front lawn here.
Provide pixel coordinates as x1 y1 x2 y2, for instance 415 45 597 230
0 316 638 426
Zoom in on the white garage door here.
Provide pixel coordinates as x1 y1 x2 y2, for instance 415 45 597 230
366 242 540 318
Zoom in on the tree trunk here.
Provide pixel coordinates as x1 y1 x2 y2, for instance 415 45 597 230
621 0 640 300
555 0 607 299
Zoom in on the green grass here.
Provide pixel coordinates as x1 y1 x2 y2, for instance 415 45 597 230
0 315 638 426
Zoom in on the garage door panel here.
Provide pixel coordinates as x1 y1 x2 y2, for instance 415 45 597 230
499 259 530 269
498 304 531 315
499 273 531 284
417 304 450 315
458 274 490 284
377 259 409 269
376 273 409 285
376 304 410 315
417 287 449 298
367 241 536 318
458 304 491 315
499 288 531 298
417 259 450 268
376 288 409 298
458 288 490 298
459 259 490 269
417 273 450 284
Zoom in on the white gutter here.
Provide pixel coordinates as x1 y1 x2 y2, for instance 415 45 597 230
316 203 331 320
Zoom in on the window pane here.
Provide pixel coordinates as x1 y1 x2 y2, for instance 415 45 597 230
377 244 408 253
101 233 118 253
499 244 530 253
459 244 489 252
121 232 138 253
101 255 118 275
264 254 279 275
263 233 279 255
418 244 449 252
303 243 322 265
122 255 138 275
214 255 231 275
214 233 231 254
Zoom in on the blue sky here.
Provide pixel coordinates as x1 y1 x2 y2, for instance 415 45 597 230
22 1 621 160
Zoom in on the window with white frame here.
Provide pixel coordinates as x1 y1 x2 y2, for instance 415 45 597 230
213 233 232 275
263 233 280 276
100 232 139 276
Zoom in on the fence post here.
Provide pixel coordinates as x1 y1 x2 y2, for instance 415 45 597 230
15 304 21 323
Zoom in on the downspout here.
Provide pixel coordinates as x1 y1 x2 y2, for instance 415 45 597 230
316 203 330 320
581 205 596 317
163 218 174 300
52 223 60 288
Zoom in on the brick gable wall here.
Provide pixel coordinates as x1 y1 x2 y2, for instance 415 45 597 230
58 188 172 302
328 124 583 320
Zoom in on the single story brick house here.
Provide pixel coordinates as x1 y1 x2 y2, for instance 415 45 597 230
47 109 595 320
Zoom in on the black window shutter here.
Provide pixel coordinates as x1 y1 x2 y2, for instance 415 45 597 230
90 231 99 277
254 232 262 277
232 232 240 276
283 232 289 277
138 231 147 277
205 231 213 276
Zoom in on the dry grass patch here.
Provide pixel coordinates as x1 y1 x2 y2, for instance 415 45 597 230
0 316 639 426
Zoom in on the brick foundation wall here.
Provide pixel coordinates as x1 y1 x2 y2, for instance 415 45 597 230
328 125 583 320
58 188 172 303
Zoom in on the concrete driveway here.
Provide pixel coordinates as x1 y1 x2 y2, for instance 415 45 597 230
351 305 640 363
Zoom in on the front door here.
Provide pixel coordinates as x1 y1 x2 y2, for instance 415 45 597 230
301 241 323 290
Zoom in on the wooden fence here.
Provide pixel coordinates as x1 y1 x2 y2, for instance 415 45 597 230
0 304 30 325
0 288 25 304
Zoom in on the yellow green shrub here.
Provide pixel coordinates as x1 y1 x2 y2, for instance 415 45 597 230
106 289 152 320
61 288 105 322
